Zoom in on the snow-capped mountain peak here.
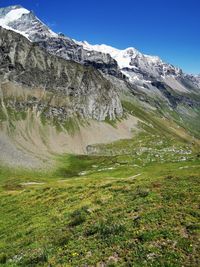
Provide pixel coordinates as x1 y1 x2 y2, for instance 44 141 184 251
74 39 184 80
0 5 57 41
0 4 195 89
0 5 30 37
75 40 143 69
0 6 29 25
75 40 165 72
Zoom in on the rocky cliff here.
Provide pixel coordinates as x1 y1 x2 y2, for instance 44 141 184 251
0 5 200 168
0 26 123 121
0 5 199 111
0 5 122 78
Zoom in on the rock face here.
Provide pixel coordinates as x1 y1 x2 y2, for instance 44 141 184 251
37 38 121 78
0 4 199 108
0 26 123 121
0 5 200 169
0 6 200 114
76 40 200 96
0 5 121 78
77 42 182 78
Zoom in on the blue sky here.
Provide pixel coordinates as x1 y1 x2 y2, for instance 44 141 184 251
1 0 200 74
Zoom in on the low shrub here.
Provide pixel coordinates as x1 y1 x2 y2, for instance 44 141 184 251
68 206 89 227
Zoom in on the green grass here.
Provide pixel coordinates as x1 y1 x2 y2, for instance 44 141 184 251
62 117 81 135
0 98 199 266
0 106 7 122
0 130 200 266
123 101 181 139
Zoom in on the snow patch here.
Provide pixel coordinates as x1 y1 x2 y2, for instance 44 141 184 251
0 7 30 26
0 24 31 40
75 41 140 69
0 7 31 39
75 40 163 71
0 6 57 40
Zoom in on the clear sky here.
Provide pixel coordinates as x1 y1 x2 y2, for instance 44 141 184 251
1 0 200 74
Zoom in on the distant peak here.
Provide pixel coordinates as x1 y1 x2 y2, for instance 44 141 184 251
0 6 30 28
125 47 138 52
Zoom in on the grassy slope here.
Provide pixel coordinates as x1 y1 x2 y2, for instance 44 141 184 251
0 100 200 266
0 144 200 266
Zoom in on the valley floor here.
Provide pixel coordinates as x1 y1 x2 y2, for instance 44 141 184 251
0 133 200 266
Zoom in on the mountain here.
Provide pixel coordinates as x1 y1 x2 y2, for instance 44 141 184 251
0 5 199 102
0 5 200 168
0 5 122 77
0 5 200 267
76 41 181 77
0 26 122 121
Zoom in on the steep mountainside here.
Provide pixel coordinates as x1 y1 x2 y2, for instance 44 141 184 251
0 26 136 167
0 27 122 121
0 5 122 77
0 5 200 168
0 5 199 107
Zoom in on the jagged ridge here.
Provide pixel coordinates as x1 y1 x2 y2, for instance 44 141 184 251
0 26 123 121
